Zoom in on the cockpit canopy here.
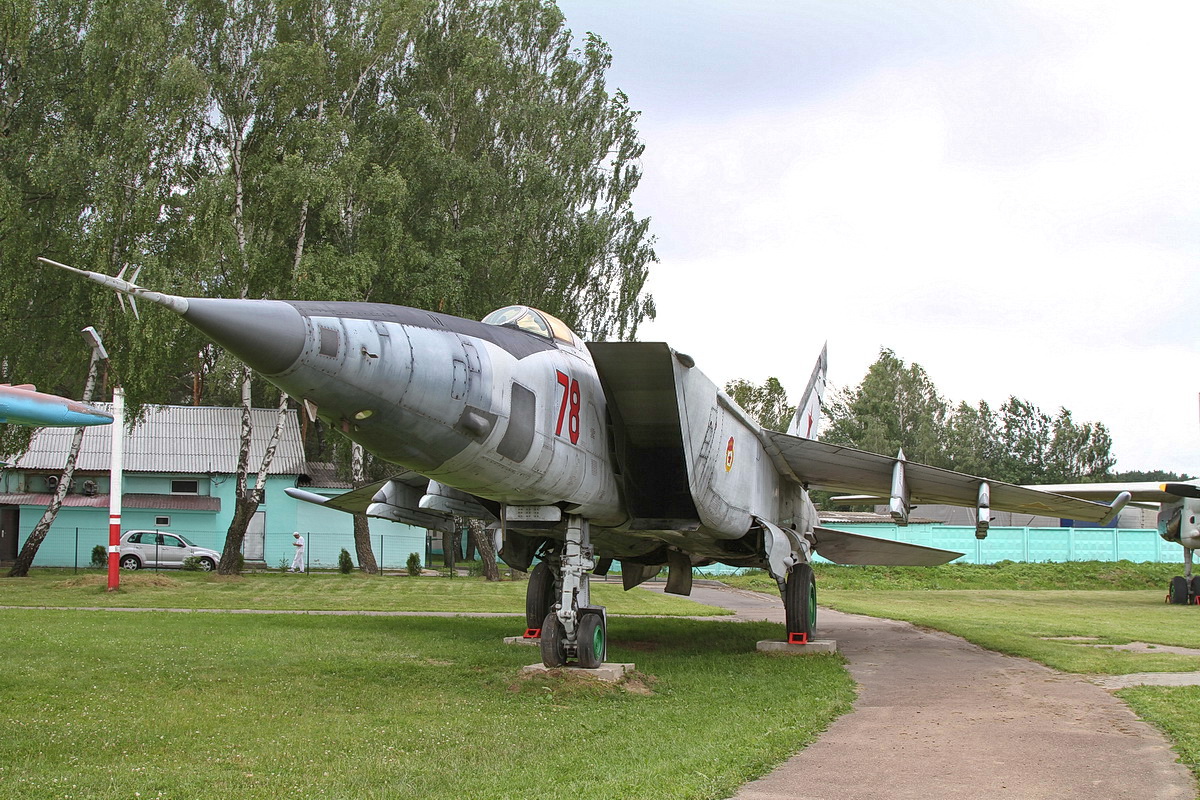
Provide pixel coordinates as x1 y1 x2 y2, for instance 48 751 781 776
482 306 580 347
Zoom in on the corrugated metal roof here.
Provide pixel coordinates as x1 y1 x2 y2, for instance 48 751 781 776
0 492 222 511
297 462 353 489
10 404 306 475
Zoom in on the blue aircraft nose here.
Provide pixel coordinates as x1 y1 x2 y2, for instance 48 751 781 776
182 299 308 376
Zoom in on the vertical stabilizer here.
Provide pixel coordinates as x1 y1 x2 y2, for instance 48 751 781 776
786 343 828 439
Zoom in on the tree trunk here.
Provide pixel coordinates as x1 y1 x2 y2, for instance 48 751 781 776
350 443 378 573
441 528 456 574
469 518 499 581
218 385 288 575
9 345 105 577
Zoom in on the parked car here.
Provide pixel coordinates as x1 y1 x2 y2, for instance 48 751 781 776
118 530 219 571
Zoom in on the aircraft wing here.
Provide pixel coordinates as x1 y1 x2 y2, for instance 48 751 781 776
760 431 1121 523
286 472 493 533
1019 481 1199 504
812 526 963 566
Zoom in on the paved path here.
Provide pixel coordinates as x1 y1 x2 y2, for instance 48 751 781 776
652 585 1195 800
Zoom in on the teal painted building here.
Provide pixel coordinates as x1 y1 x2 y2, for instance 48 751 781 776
0 405 426 570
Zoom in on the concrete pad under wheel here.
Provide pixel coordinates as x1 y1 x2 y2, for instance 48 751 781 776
503 636 540 646
757 639 838 655
521 662 636 682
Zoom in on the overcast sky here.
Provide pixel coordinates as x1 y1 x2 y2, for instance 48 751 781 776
556 0 1199 474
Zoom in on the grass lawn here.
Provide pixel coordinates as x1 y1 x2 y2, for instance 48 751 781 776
0 569 731 616
0 609 852 799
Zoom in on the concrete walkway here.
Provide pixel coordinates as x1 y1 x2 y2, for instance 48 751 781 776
659 585 1195 800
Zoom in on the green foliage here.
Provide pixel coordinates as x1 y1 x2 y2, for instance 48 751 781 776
406 551 422 576
822 348 1116 483
0 0 657 453
90 545 106 569
337 547 353 574
823 349 949 465
724 376 795 432
180 555 204 571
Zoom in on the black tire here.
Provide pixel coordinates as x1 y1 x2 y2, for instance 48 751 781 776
198 557 216 572
784 563 817 639
1170 576 1190 605
577 613 605 669
526 561 557 630
1189 576 1200 604
540 612 568 668
119 555 141 571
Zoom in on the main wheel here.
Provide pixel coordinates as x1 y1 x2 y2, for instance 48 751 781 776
1169 576 1190 605
577 613 605 669
198 557 216 572
539 612 568 668
526 562 557 630
1189 576 1200 604
119 555 141 570
784 563 817 640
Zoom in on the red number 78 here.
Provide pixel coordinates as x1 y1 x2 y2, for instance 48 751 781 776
555 370 581 444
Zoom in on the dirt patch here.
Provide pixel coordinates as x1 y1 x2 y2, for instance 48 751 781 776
507 667 656 697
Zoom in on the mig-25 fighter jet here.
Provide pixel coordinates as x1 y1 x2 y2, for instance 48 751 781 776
44 257 1131 668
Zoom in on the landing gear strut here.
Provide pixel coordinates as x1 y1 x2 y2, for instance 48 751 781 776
533 515 607 669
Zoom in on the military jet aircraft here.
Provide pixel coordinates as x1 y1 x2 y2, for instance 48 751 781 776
45 257 1132 668
0 383 113 428
1020 479 1200 604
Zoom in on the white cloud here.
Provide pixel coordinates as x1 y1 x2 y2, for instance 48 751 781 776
564 0 1200 472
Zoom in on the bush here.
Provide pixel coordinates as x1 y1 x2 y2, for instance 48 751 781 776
406 552 422 577
90 545 106 568
181 556 203 571
338 548 354 574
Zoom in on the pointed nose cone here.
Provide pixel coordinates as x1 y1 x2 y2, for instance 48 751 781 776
182 298 307 376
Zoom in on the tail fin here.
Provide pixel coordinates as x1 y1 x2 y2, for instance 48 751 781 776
786 343 828 439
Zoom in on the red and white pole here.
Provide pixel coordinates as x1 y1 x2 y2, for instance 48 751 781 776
106 386 124 591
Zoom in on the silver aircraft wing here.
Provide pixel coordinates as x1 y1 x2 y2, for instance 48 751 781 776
1019 480 1200 504
812 526 963 566
760 431 1123 523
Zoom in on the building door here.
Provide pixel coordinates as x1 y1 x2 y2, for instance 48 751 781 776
0 506 18 562
242 511 266 564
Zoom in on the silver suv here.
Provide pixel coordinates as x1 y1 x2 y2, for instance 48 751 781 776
118 530 220 571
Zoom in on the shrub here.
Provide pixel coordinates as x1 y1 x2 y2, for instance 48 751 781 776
181 556 202 571
338 548 354 574
90 545 106 568
406 552 422 577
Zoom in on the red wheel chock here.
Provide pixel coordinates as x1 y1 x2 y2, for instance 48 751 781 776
787 632 809 645
522 628 541 639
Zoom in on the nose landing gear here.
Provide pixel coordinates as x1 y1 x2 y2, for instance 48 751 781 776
532 514 608 669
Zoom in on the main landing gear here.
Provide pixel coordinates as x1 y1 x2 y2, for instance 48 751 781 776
1167 548 1200 605
526 515 608 669
782 563 817 643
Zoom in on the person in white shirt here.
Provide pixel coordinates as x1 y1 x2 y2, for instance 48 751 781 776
290 532 306 572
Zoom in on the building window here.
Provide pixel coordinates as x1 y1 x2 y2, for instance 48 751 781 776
171 480 199 495
155 516 170 527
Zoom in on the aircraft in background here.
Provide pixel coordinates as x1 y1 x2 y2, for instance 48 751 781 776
46 257 1132 667
1022 480 1200 604
0 383 113 428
